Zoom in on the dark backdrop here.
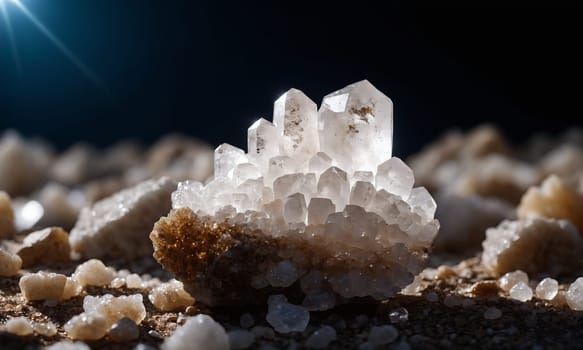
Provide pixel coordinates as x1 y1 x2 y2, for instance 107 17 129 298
1 2 582 156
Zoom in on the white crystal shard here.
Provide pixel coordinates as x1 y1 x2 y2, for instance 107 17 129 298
165 81 439 304
499 270 529 292
319 80 393 172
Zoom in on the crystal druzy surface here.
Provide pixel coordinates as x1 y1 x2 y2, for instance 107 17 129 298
152 80 439 306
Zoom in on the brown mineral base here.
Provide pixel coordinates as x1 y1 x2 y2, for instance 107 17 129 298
1 257 582 349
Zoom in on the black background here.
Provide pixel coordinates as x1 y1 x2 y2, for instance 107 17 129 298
0 2 581 156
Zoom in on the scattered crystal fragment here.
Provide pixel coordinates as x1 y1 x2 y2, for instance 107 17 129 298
161 314 229 350
82 294 146 328
498 270 529 292
305 325 337 348
73 259 116 287
65 313 108 341
566 277 583 311
4 317 34 336
509 282 533 302
19 272 66 301
535 278 559 300
33 321 58 337
389 307 409 324
149 279 195 312
45 342 91 350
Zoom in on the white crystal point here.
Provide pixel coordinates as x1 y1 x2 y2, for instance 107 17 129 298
274 88 319 160
318 80 393 172
309 152 332 174
317 167 350 210
535 278 558 300
349 181 376 209
247 118 278 171
375 157 414 199
214 143 247 179
409 187 437 223
284 193 307 224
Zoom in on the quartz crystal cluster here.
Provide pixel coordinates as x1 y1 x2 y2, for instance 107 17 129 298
152 81 439 306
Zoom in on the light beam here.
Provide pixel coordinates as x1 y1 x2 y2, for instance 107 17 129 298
8 0 107 91
0 0 22 74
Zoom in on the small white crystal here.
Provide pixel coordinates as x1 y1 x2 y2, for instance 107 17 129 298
19 272 66 301
317 167 350 209
376 158 414 199
567 277 583 311
73 259 116 287
509 281 533 302
4 317 33 336
228 329 255 349
498 270 529 292
535 278 559 300
214 144 247 179
248 119 278 170
0 248 22 277
305 325 337 348
161 314 229 350
349 181 376 208
266 295 310 333
368 325 399 346
408 187 437 223
483 307 502 320
65 313 108 340
149 279 195 312
309 152 332 174
389 307 409 324
62 277 83 300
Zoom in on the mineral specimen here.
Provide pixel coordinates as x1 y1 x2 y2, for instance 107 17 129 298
535 278 559 300
161 314 229 350
72 259 116 287
3 317 34 336
148 279 195 312
482 218 583 276
152 81 439 306
70 177 176 259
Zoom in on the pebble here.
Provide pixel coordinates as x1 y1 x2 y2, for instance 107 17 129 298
368 325 399 346
109 317 140 342
483 307 502 320
0 248 22 277
228 329 255 349
305 325 337 348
